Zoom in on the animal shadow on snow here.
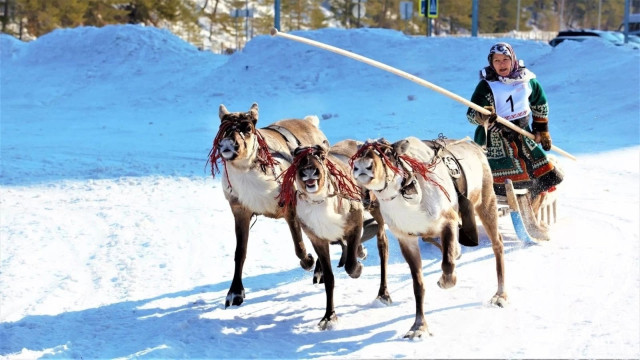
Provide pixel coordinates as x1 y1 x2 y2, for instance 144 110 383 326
0 267 400 359
0 230 527 358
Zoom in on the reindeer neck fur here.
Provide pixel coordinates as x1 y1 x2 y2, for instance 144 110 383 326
296 154 362 241
222 129 291 217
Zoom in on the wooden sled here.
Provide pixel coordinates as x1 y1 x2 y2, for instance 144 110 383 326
496 179 557 243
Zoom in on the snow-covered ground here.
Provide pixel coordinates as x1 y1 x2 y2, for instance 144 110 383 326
1 24 638 358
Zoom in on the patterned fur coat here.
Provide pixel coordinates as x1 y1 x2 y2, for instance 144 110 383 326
466 67 563 197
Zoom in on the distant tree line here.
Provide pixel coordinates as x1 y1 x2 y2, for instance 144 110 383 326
0 0 634 48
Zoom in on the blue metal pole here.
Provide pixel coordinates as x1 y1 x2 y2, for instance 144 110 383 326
624 0 630 42
274 0 280 31
472 0 478 37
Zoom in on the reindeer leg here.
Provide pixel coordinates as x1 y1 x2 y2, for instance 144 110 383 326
285 208 315 271
344 234 363 280
371 206 392 305
398 236 430 339
226 202 253 308
335 240 347 268
489 228 508 307
437 221 459 289
478 189 508 307
309 237 337 330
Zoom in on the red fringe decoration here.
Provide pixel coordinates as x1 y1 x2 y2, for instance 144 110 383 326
349 142 402 175
277 147 362 212
398 154 451 202
276 148 314 211
254 131 279 171
325 159 361 202
349 141 450 202
206 121 280 190
206 121 233 178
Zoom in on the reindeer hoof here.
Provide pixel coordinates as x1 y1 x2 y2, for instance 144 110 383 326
300 253 315 271
376 293 392 305
318 312 338 330
224 290 245 308
403 326 431 339
437 272 457 289
490 292 508 308
346 262 363 279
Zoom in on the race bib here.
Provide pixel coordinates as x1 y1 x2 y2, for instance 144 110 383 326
486 80 532 121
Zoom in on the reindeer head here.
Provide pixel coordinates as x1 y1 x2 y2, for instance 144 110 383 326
293 144 330 195
351 138 449 201
278 142 360 210
350 138 408 191
209 103 278 178
215 103 259 162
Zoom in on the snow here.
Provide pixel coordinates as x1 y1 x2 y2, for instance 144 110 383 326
1 24 639 358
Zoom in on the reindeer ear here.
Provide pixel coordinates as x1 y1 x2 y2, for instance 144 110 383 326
219 104 229 120
249 103 259 124
393 139 411 155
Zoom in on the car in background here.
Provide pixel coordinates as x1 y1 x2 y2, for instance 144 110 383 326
549 29 625 47
610 31 640 49
627 34 640 46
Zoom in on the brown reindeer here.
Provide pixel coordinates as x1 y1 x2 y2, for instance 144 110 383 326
278 141 391 329
208 103 328 308
350 136 507 339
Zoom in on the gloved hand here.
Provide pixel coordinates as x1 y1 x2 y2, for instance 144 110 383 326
532 118 552 151
535 131 552 151
474 106 497 126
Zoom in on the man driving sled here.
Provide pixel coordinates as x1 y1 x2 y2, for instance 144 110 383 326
466 42 564 239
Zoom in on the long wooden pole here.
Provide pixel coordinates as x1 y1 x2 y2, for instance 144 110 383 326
270 28 577 161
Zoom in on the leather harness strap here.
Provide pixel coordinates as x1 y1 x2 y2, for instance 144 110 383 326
424 139 469 198
263 124 302 152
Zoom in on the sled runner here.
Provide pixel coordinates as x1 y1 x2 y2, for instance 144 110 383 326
496 179 557 243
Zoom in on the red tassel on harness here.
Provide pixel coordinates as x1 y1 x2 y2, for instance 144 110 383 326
278 147 362 212
398 154 451 202
207 121 280 190
350 141 450 202
276 148 315 211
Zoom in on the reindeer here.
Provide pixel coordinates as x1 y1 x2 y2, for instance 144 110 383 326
278 141 392 329
350 136 507 339
208 103 329 308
